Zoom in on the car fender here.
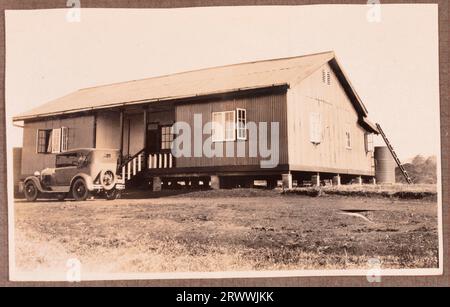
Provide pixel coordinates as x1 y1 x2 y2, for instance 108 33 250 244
70 173 95 191
23 176 45 193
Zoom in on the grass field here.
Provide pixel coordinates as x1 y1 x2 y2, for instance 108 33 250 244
13 188 439 277
285 184 438 200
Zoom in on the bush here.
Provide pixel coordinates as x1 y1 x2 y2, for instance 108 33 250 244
396 155 437 184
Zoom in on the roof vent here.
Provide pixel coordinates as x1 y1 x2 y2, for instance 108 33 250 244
322 69 331 85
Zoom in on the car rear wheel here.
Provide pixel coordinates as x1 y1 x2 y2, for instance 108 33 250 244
72 178 90 201
24 181 38 202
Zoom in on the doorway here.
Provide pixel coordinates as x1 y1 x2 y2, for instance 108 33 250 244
146 123 160 154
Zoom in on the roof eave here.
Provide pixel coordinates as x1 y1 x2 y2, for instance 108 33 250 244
328 58 369 117
12 83 290 122
358 117 379 134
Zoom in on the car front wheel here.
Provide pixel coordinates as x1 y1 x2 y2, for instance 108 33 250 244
72 178 90 201
24 181 38 202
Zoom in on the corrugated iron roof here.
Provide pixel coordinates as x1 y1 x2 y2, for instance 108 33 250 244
13 51 371 122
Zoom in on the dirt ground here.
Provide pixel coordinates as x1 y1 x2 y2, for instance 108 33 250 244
13 188 439 276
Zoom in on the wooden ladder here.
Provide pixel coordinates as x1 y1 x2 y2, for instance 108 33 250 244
376 123 413 184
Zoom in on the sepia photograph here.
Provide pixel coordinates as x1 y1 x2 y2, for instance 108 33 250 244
4 3 443 282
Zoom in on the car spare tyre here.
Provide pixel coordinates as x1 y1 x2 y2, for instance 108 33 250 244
100 169 116 191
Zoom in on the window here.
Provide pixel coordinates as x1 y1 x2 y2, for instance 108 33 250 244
36 127 69 154
365 133 374 152
37 129 52 153
55 152 79 168
236 108 247 140
212 111 235 142
161 125 174 150
345 131 352 149
61 127 69 152
309 112 322 144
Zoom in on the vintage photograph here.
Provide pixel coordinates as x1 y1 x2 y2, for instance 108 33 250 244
5 4 442 281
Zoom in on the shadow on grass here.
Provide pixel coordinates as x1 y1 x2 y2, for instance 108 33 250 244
13 190 203 203
120 188 211 199
340 209 376 213
14 187 273 203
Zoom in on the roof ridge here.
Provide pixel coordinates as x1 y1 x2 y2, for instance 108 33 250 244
13 50 340 121
79 50 335 91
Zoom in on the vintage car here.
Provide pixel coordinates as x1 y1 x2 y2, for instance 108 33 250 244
21 148 125 201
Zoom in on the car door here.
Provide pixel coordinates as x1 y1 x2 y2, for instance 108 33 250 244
54 153 79 186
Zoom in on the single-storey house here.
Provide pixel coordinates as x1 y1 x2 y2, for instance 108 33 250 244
13 51 379 190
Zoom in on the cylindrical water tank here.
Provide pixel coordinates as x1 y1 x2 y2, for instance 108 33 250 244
374 146 396 184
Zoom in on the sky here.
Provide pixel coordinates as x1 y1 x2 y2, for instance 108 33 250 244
5 4 440 161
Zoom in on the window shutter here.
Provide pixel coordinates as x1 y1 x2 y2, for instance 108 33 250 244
212 112 224 142
365 133 374 152
47 131 53 153
345 126 352 149
309 113 322 144
51 128 62 153
224 111 236 141
61 127 69 152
